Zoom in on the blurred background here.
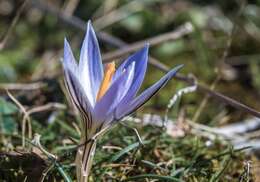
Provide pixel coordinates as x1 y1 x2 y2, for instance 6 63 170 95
0 0 260 181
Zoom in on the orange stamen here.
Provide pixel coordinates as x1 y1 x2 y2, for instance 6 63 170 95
96 62 116 101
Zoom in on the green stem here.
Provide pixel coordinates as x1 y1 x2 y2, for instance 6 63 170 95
75 138 97 182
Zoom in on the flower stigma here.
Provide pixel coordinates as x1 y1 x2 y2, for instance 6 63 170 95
96 62 116 101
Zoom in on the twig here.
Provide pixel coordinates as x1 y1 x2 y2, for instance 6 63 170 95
6 90 29 147
21 103 66 142
31 134 73 182
225 54 260 66
40 163 55 182
0 0 29 50
93 0 145 30
26 103 66 115
120 122 144 145
102 22 193 61
101 163 135 168
173 70 260 118
239 161 251 182
6 90 66 147
0 82 46 90
62 0 80 16
92 0 119 19
0 131 72 181
30 0 126 48
197 85 260 118
243 129 260 139
31 133 57 159
218 117 260 135
192 76 220 122
165 83 197 126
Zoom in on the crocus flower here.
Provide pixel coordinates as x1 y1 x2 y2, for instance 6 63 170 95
62 21 182 182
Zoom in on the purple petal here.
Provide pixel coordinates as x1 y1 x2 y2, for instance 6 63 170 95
79 21 103 106
115 65 183 120
113 45 149 86
93 62 135 125
63 68 94 133
63 38 78 73
114 45 149 112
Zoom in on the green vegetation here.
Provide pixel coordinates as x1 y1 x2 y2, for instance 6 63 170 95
1 0 260 181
